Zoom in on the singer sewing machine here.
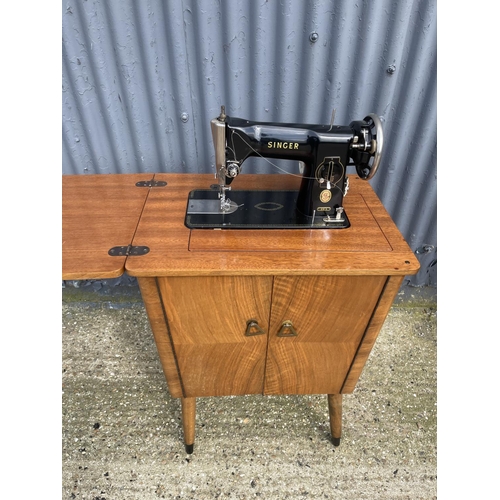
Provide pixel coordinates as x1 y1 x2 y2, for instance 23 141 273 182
185 106 383 229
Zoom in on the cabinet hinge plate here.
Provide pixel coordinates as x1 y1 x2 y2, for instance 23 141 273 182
135 180 167 187
108 245 150 257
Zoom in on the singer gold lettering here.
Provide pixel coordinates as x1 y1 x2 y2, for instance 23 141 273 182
267 141 299 150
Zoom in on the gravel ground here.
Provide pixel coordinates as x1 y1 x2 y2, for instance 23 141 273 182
62 288 437 499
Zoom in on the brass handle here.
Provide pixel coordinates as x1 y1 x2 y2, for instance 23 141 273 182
245 319 266 337
277 320 298 337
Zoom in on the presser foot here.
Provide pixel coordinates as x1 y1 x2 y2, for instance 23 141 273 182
187 198 239 215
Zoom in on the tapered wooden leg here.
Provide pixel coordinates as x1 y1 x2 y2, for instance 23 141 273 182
328 394 342 446
181 397 196 454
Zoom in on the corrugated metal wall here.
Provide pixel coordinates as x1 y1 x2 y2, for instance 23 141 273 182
62 0 437 287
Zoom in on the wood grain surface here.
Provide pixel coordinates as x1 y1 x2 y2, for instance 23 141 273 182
62 172 420 447
137 277 183 398
150 273 394 399
62 174 153 279
126 174 420 277
263 275 387 395
62 173 419 278
181 397 196 448
157 276 273 397
328 394 343 441
341 275 405 393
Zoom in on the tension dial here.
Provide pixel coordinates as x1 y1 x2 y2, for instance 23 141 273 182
315 156 345 189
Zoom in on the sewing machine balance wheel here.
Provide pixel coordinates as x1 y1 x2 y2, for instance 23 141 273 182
355 113 384 181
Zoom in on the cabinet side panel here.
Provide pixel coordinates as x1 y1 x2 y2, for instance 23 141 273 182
264 275 386 395
341 275 404 393
137 277 184 398
157 276 273 397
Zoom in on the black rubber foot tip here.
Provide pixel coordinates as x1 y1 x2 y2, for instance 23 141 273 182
332 437 341 447
185 443 194 454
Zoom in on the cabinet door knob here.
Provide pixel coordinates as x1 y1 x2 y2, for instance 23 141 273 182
277 320 298 337
245 319 266 336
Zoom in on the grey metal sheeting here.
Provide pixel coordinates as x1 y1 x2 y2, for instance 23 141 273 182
62 0 437 286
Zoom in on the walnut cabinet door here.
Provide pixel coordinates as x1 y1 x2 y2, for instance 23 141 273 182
158 274 386 398
263 275 387 395
157 276 273 397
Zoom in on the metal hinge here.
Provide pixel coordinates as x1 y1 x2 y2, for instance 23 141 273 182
135 180 167 187
108 245 150 257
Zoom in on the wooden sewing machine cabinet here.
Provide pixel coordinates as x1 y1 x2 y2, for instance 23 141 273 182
62 173 419 453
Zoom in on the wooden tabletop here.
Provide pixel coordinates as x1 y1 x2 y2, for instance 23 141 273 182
125 174 420 277
62 173 420 279
62 174 153 280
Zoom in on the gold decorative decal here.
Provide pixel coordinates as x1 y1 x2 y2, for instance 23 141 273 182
255 202 284 211
267 141 299 150
319 189 332 203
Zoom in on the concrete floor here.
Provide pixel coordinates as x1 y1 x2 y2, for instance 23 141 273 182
62 283 437 499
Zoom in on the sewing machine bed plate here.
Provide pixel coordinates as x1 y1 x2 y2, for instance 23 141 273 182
185 189 350 229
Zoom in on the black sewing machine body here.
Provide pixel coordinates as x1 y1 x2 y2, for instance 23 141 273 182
185 107 383 229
